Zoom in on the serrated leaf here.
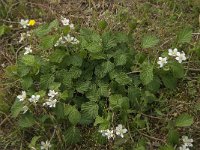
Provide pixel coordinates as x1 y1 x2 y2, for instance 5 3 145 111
102 32 117 50
21 55 35 66
175 113 194 127
140 62 154 85
161 74 177 89
115 54 127 66
68 66 82 79
177 27 192 44
109 94 129 110
170 62 185 78
81 102 99 119
115 32 129 43
115 72 132 85
21 76 33 90
167 129 179 145
142 35 159 48
54 102 65 119
98 83 109 97
11 100 24 118
101 61 115 74
18 113 35 128
80 28 102 53
40 35 57 50
64 55 83 67
76 81 91 94
40 74 55 89
68 107 81 125
64 126 81 145
49 49 67 63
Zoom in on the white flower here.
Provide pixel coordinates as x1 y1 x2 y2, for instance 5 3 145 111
99 130 107 136
17 91 26 101
115 124 128 138
22 106 28 114
43 99 57 108
61 16 69 26
24 45 32 55
19 19 29 28
69 23 74 29
41 140 52 150
19 32 31 43
182 136 193 147
54 37 65 47
168 48 178 56
29 95 40 103
104 129 115 139
175 52 186 63
179 144 190 150
48 90 58 98
64 34 79 44
157 57 168 68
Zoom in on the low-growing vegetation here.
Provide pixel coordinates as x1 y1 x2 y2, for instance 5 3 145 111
0 0 200 149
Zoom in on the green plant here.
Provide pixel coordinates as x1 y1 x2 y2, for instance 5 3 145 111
5 16 194 149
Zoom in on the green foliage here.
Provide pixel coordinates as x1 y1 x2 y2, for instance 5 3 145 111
0 24 10 37
177 27 192 44
11 100 24 118
140 62 154 85
18 113 35 128
175 113 194 127
142 35 159 48
64 126 81 145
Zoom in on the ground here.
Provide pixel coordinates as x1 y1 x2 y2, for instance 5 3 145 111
0 0 200 149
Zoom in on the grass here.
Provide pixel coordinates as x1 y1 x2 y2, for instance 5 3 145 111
0 0 200 149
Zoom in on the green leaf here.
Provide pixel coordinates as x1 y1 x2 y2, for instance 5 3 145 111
21 55 35 66
115 32 129 43
101 61 115 74
54 102 65 119
11 100 24 118
18 113 35 128
64 126 81 145
142 35 159 48
98 20 108 30
0 25 10 37
81 102 99 119
40 74 55 89
102 32 117 50
64 55 83 67
60 90 69 100
109 94 129 110
80 29 102 53
68 66 82 79
21 76 33 90
49 49 67 63
115 54 127 66
161 75 177 89
28 136 41 149
0 95 9 113
115 72 132 85
140 62 154 85
167 129 179 145
175 113 194 127
76 81 91 94
40 35 57 50
170 62 185 78
68 107 81 125
177 27 192 44
98 83 109 97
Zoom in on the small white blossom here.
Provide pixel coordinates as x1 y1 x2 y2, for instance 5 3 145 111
104 129 115 139
115 124 128 138
61 16 69 26
41 140 52 150
157 57 168 68
19 19 29 28
175 51 186 63
22 106 28 114
17 91 26 101
43 99 57 108
168 48 178 56
48 90 58 98
24 45 32 55
69 23 74 29
64 34 79 44
179 144 190 150
19 31 31 43
182 136 193 147
29 95 40 103
99 130 107 136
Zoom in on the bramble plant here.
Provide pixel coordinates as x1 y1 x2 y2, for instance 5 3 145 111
4 15 195 149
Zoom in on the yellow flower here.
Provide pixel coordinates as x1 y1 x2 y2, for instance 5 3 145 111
28 19 36 26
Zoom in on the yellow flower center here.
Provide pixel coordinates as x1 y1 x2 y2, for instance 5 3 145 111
28 20 36 26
